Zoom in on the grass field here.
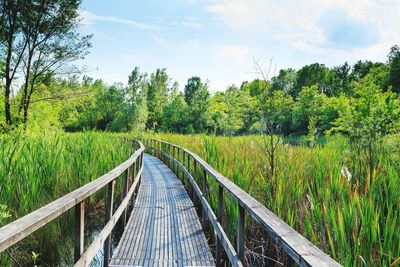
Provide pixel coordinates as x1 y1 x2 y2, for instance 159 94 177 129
147 133 400 266
0 131 132 266
1 131 399 266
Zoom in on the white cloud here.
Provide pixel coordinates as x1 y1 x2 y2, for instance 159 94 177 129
79 10 160 30
180 18 203 29
206 0 400 59
149 34 170 49
212 44 252 60
182 0 198 4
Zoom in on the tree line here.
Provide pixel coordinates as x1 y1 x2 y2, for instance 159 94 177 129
1 46 400 139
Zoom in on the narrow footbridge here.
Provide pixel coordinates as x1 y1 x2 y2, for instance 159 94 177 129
0 139 341 267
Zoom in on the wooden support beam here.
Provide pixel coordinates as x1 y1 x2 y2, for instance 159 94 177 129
201 168 208 228
131 161 137 207
237 203 245 263
193 161 197 203
74 201 85 263
104 180 115 267
187 153 191 193
216 184 224 266
177 148 181 179
121 169 129 228
174 146 178 175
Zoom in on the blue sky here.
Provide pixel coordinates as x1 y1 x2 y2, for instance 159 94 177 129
79 0 400 92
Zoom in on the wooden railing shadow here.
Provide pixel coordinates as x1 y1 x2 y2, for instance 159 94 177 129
143 138 342 267
0 140 145 267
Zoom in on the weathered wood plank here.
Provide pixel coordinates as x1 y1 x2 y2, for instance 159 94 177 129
237 203 245 262
158 150 243 267
104 180 116 267
74 167 143 267
215 184 224 267
110 155 214 267
74 201 85 263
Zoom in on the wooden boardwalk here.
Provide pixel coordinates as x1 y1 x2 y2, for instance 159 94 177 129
0 139 341 267
110 154 214 267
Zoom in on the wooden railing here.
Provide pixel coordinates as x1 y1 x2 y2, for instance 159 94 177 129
142 138 342 267
0 140 145 267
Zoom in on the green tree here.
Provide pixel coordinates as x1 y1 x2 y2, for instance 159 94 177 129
59 78 105 131
272 68 297 95
206 92 229 134
95 84 126 131
265 90 294 135
334 73 400 179
17 0 91 126
161 93 190 133
330 62 352 95
127 67 148 132
388 45 400 93
0 0 26 125
319 95 349 133
206 85 257 135
352 60 384 81
146 68 170 130
294 63 334 97
183 76 210 133
240 78 268 97
291 85 326 134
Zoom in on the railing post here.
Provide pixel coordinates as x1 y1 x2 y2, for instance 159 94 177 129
178 148 181 179
174 146 178 175
104 180 115 267
132 160 137 204
159 142 162 161
139 151 143 172
139 152 144 185
170 144 173 170
74 200 85 263
216 185 224 266
158 141 161 160
168 144 172 168
162 143 165 163
121 168 129 228
166 143 169 166
187 153 190 192
187 153 190 175
193 161 197 203
174 147 179 176
237 203 245 263
201 169 208 228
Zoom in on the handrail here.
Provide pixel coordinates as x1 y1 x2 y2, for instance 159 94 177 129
142 138 342 267
0 139 145 267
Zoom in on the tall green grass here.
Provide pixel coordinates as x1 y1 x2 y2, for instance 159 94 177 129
149 133 400 266
0 131 132 266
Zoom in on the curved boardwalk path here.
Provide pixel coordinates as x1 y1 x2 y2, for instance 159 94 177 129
0 139 341 267
110 154 214 267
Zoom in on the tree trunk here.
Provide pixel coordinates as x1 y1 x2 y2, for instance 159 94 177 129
4 78 12 126
23 82 35 126
4 38 13 126
21 51 33 127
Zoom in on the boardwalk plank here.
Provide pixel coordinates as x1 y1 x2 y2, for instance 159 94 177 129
110 155 214 267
